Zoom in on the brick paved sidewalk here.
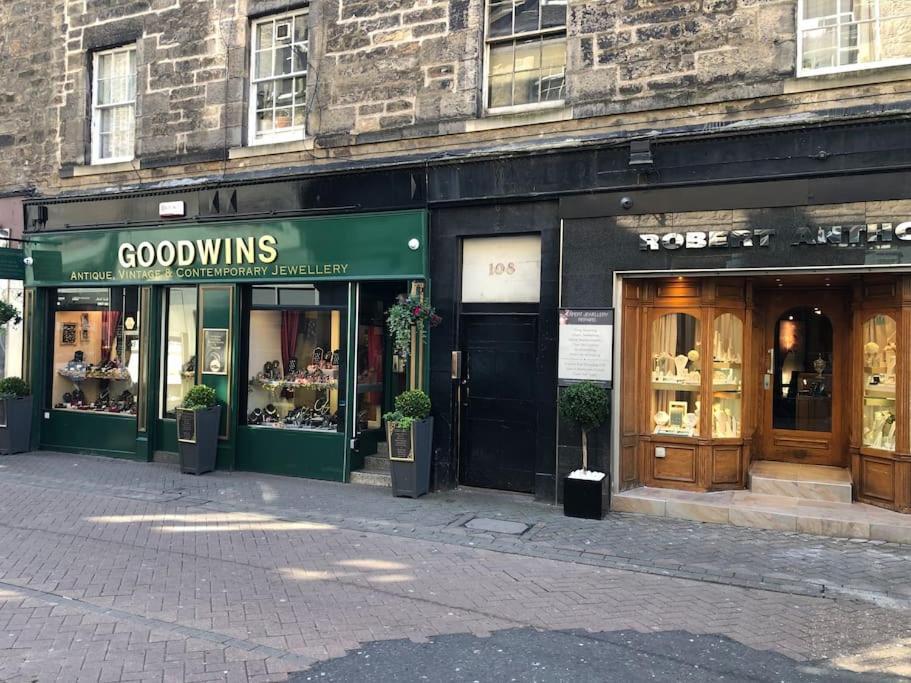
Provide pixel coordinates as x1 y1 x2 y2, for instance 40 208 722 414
0 451 909 681
3 451 911 608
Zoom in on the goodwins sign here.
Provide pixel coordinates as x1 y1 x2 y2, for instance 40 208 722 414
639 222 911 251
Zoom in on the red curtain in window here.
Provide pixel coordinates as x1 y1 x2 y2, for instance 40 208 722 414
281 310 301 371
101 310 121 363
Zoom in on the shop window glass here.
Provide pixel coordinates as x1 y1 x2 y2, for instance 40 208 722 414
712 314 743 438
772 307 833 432
651 313 701 437
356 294 387 435
862 314 897 451
245 284 346 432
52 287 140 417
162 287 198 418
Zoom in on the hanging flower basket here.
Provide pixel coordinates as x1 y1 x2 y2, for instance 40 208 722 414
0 301 21 327
386 295 441 358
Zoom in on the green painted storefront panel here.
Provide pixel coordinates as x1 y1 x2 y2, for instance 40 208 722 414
235 427 345 481
0 247 24 280
26 211 428 287
157 419 178 453
41 411 139 459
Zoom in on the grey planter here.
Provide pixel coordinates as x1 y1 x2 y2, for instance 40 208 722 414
388 417 433 498
176 405 222 475
0 396 32 455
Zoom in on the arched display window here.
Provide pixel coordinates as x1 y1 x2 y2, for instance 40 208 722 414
712 313 743 438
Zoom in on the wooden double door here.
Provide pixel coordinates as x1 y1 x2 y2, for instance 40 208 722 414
754 287 850 468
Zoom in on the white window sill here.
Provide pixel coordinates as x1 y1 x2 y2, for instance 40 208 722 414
797 57 911 79
229 138 314 160
464 103 572 133
72 160 137 177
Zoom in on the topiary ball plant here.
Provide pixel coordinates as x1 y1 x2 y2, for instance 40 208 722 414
384 389 431 430
0 377 30 399
559 381 609 471
182 385 218 411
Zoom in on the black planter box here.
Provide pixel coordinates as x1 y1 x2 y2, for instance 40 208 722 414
563 475 609 520
388 417 433 498
176 405 222 475
0 396 32 455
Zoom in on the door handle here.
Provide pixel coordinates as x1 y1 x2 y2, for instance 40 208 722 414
767 348 774 375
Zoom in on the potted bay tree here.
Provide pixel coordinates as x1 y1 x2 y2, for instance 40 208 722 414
384 389 433 498
0 377 31 455
560 381 610 519
175 384 221 475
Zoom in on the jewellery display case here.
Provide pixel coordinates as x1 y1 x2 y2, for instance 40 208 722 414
712 313 743 439
861 315 897 452
650 312 701 437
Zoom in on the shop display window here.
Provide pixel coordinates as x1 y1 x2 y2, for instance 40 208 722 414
245 284 346 432
51 287 140 416
862 314 897 451
712 313 743 438
651 313 701 437
356 296 386 434
162 287 198 417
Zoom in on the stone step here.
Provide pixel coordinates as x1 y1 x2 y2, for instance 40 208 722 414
376 441 389 457
362 454 390 473
612 487 911 543
748 461 852 503
350 470 391 487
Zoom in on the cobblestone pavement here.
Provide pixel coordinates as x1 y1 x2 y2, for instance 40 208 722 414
0 452 909 681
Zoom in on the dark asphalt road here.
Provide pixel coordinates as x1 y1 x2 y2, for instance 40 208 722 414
289 628 898 682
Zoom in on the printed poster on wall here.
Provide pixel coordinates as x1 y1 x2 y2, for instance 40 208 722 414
558 309 613 387
202 328 229 376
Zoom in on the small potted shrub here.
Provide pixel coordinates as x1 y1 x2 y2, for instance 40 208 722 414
0 377 31 455
175 384 221 475
560 381 610 519
383 389 433 498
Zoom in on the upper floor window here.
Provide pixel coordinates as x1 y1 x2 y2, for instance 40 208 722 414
91 46 136 164
249 10 309 145
485 0 567 112
799 0 911 76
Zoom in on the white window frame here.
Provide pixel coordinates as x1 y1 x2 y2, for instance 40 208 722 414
90 45 136 165
248 9 309 146
797 0 911 77
483 1 567 115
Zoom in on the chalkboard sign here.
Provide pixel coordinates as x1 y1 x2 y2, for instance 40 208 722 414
387 425 414 462
202 328 229 376
0 400 6 428
176 409 197 443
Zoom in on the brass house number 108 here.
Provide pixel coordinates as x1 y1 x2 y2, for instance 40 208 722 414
489 262 517 275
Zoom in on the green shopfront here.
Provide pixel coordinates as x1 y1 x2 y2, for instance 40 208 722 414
23 210 428 480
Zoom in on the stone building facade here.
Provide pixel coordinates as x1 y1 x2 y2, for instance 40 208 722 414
0 0 908 194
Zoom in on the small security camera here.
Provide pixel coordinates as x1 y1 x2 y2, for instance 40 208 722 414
22 256 33 266
620 197 633 210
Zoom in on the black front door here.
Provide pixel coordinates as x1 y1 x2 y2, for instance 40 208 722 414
459 313 537 492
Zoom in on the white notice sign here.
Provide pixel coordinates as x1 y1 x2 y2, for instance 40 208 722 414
558 309 613 386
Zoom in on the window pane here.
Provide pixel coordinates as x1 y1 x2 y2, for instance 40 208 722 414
651 313 701 437
110 105 134 158
52 287 140 418
246 307 346 433
541 36 566 68
489 42 514 76
275 20 292 44
256 21 273 50
488 0 514 37
256 81 275 109
513 68 540 105
97 53 112 82
293 105 306 128
514 39 542 73
541 0 567 28
276 77 294 107
256 108 273 133
294 76 306 104
540 67 565 101
275 45 293 75
274 107 292 129
802 28 837 69
712 314 743 438
255 50 272 79
862 315 897 451
514 0 540 33
293 45 308 73
293 14 308 43
804 0 838 19
163 287 197 418
489 74 513 108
